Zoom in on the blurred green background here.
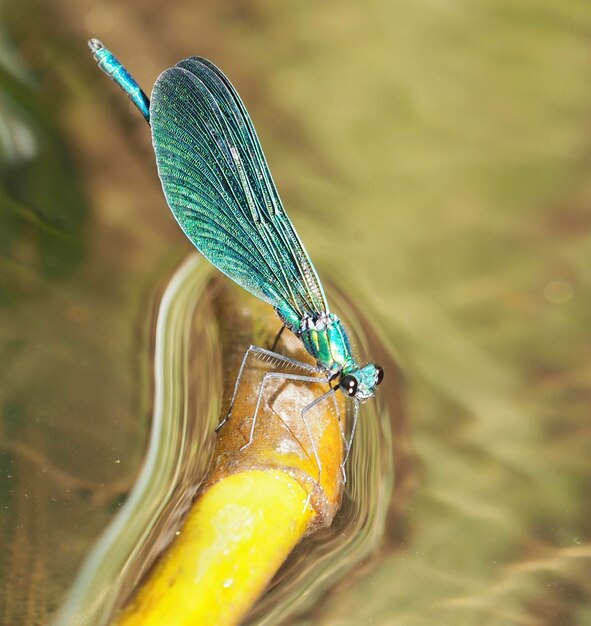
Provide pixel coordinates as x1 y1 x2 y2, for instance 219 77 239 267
1 0 591 624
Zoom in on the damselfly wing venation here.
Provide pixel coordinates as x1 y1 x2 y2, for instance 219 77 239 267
89 41 384 473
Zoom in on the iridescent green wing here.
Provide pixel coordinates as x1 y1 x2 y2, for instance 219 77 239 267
150 57 328 326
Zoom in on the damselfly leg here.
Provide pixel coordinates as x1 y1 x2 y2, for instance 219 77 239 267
241 371 334 480
216 344 325 432
299 387 339 483
270 325 286 351
341 399 360 483
218 344 354 484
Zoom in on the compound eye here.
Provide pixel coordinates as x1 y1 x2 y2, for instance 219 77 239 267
375 366 384 386
340 374 358 397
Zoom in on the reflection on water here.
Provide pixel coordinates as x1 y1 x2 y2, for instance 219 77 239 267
55 254 400 626
54 256 220 626
2 0 591 624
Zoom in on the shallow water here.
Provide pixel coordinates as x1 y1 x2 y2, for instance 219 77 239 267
1 0 591 624
53 255 398 626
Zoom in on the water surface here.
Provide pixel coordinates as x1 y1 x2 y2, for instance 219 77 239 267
1 0 591 624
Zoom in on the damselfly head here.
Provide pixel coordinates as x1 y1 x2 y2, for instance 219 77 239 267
339 363 384 401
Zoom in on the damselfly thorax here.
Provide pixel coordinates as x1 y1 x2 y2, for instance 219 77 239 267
280 310 384 400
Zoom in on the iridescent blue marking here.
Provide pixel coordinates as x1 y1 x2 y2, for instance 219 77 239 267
88 39 150 123
88 39 384 407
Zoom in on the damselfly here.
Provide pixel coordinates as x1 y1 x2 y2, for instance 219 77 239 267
89 39 383 474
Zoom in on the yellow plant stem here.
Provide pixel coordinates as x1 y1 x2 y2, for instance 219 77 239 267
114 281 345 625
118 470 313 626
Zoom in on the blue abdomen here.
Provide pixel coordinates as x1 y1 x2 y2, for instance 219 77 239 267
89 39 150 123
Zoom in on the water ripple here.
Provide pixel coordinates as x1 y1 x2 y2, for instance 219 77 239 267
54 254 403 626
